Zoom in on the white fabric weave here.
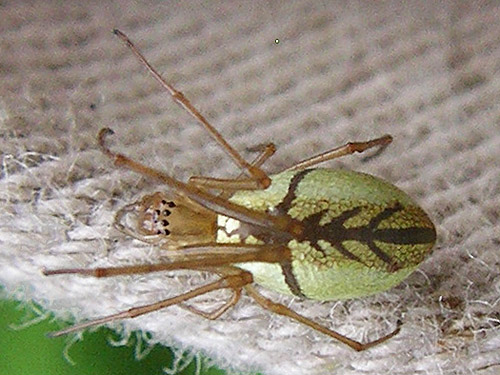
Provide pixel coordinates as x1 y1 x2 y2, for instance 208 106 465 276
1 1 500 374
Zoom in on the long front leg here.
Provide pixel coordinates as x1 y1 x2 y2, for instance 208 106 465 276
112 29 270 189
43 243 292 278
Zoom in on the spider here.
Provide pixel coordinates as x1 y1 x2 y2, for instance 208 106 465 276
44 29 436 351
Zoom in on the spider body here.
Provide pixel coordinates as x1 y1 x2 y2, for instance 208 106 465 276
125 168 435 301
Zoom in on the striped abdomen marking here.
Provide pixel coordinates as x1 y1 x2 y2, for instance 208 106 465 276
273 169 436 296
301 203 436 272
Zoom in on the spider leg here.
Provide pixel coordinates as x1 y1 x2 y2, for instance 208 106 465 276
43 243 291 278
113 29 270 189
47 271 253 337
284 134 393 171
98 129 302 237
181 287 242 320
245 284 401 351
188 142 277 192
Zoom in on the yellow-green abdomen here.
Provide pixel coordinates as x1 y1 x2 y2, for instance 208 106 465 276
218 168 436 301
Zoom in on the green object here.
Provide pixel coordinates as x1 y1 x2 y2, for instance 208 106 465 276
0 298 228 375
227 168 436 299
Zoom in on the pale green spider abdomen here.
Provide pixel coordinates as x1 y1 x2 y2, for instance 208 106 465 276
217 168 436 300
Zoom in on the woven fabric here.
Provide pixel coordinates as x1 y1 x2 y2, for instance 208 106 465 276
1 1 500 374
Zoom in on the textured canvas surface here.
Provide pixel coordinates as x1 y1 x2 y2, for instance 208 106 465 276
1 1 500 374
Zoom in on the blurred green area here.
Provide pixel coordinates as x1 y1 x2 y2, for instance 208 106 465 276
0 297 231 375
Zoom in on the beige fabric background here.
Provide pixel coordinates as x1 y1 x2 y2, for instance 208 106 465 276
1 1 500 374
